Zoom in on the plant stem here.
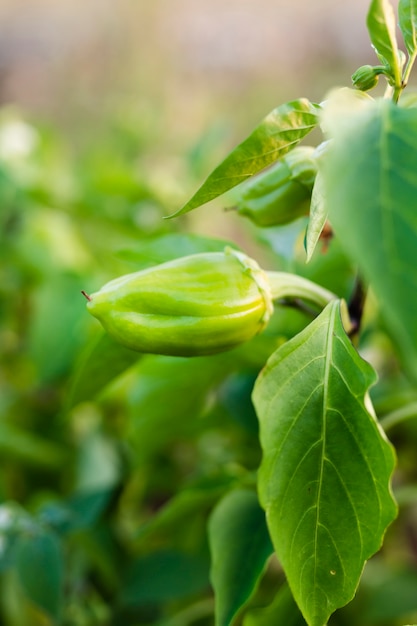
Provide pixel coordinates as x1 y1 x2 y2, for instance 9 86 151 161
266 272 337 310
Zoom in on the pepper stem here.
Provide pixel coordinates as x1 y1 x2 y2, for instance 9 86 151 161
266 271 337 310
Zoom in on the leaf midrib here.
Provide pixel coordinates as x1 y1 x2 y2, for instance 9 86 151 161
312 301 337 596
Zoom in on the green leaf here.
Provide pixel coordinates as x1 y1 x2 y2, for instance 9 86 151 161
66 331 139 409
243 583 306 626
117 233 239 268
127 353 240 461
399 0 417 56
121 550 210 607
367 0 402 84
0 421 68 469
170 99 320 217
135 481 232 545
253 301 397 626
305 171 327 262
15 528 63 621
323 101 417 381
208 489 273 626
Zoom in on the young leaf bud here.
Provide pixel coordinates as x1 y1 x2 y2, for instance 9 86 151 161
83 248 273 357
235 146 317 227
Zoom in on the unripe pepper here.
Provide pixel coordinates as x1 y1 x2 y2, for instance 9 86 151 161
235 146 317 227
351 65 380 91
83 248 273 357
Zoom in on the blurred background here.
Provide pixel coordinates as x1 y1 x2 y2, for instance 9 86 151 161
2 2 417 626
0 0 384 240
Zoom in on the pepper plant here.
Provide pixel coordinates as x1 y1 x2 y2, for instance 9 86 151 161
83 0 417 623
3 0 417 625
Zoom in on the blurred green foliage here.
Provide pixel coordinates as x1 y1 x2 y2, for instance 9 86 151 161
1 99 417 626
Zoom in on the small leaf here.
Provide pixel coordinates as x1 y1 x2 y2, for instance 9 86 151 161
305 171 327 262
208 489 273 626
15 528 63 621
170 99 320 217
253 301 397 626
367 0 402 83
399 0 417 56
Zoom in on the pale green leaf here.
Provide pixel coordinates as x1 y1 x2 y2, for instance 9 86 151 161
323 101 417 381
319 88 375 139
399 0 417 56
253 301 397 626
305 171 327 262
367 0 402 83
169 99 320 217
208 489 273 626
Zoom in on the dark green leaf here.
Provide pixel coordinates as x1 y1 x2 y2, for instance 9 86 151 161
253 301 397 626
15 528 63 621
367 0 401 83
243 583 306 626
39 488 115 533
323 101 417 381
0 421 68 468
121 550 210 607
208 489 273 626
399 0 417 56
135 481 232 545
170 99 320 217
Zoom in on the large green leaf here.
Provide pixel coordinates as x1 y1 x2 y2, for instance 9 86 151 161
367 0 401 84
170 99 320 217
253 301 397 626
208 489 273 626
323 101 417 381
399 0 417 57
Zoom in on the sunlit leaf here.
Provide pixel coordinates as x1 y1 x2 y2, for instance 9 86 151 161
170 99 320 217
367 0 401 83
209 489 273 626
253 301 397 626
305 171 327 262
399 0 417 57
